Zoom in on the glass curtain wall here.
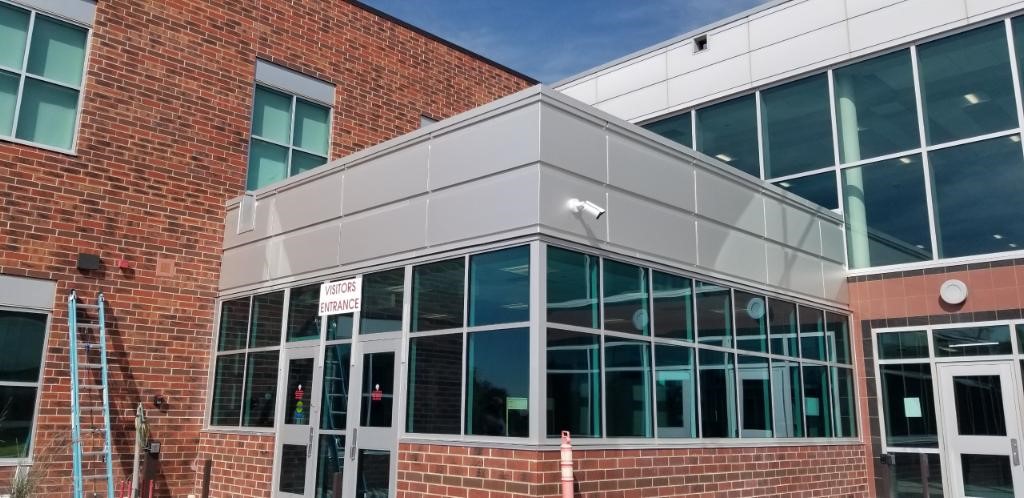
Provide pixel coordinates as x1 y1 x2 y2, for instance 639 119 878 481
643 16 1024 270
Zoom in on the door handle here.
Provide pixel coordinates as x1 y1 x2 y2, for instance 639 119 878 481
307 426 315 458
1012 438 1020 466
349 427 357 461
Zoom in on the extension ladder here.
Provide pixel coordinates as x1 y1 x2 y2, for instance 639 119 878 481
68 290 115 498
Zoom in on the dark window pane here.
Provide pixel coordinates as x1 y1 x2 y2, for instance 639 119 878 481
768 298 799 357
0 386 37 458
918 24 1017 144
546 247 598 328
355 449 391 497
882 363 938 448
287 283 321 342
279 444 307 494
775 171 838 210
843 155 932 268
466 328 529 437
469 246 530 326
761 74 835 178
604 337 652 437
953 375 1006 436
771 359 803 437
315 434 345 498
891 453 944 498
655 344 696 438
832 367 858 438
603 259 649 335
407 334 463 434
929 136 1024 259
547 329 601 437
0 310 46 382
734 291 767 353
803 365 832 437
210 354 245 426
651 271 693 340
826 312 851 364
738 355 772 437
361 269 404 334
242 350 279 427
250 292 284 348
320 344 352 431
696 94 760 177
799 306 826 361
217 297 249 351
326 314 353 341
961 454 1014 498
360 352 395 427
934 325 1012 357
644 112 692 147
284 357 314 426
699 349 737 438
878 331 930 360
696 282 731 347
412 258 464 332
834 49 920 163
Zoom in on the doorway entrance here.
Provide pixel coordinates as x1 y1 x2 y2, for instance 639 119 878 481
342 338 400 498
936 361 1024 497
275 346 320 498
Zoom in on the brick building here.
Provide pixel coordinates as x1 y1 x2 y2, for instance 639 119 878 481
0 0 531 496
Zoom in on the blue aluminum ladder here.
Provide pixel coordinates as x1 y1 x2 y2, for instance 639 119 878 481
68 290 114 498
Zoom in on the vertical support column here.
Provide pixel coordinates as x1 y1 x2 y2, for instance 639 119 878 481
836 76 870 268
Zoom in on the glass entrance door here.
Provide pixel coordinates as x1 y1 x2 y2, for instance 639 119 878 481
937 362 1024 497
343 339 400 498
276 346 321 498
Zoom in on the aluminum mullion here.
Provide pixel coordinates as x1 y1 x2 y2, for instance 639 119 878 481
755 90 766 180
647 269 658 438
9 10 34 139
767 165 839 184
909 46 941 261
532 242 546 443
690 109 697 149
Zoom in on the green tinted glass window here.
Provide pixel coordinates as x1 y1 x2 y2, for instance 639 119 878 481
15 78 78 149
247 84 331 189
760 74 834 178
0 4 29 71
699 349 737 438
412 258 464 332
798 306 826 361
775 171 838 210
0 310 47 382
0 71 17 136
547 329 601 437
933 325 1012 357
466 329 529 437
469 246 530 326
407 334 462 434
603 259 649 335
877 331 929 360
826 312 851 364
738 355 772 437
321 344 352 431
734 291 767 353
771 359 803 437
0 386 36 458
546 247 598 328
832 367 858 438
655 344 696 438
217 297 250 352
696 282 731 347
294 99 330 155
696 95 759 177
802 365 832 437
247 139 288 190
252 86 292 144
360 269 405 334
604 336 652 437
287 284 321 342
242 350 279 427
26 16 87 86
644 112 692 148
882 363 938 448
249 292 284 348
651 271 693 340
210 354 245 426
768 298 798 357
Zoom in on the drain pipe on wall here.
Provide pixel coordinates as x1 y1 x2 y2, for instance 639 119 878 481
560 431 575 498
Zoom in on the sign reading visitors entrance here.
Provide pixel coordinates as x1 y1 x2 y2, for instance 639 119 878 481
319 277 362 316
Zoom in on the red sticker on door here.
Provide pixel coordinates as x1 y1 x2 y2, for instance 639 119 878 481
371 383 383 401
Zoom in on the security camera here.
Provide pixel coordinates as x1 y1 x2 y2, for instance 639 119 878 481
568 198 606 219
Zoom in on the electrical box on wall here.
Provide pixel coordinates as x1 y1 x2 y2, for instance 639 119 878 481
76 253 101 271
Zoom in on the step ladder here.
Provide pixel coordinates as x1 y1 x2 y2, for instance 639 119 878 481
68 290 114 498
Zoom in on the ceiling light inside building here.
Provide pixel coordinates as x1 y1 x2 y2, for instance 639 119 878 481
899 157 913 164
1011 135 1021 143
778 182 791 188
994 234 1004 239
963 93 984 105
715 153 733 162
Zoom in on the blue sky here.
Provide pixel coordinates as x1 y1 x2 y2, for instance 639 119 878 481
361 0 771 83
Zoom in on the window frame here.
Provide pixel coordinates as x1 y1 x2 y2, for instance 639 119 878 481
0 304 50 464
0 0 92 154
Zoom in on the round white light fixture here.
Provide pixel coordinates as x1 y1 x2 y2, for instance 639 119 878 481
746 297 766 320
939 279 968 305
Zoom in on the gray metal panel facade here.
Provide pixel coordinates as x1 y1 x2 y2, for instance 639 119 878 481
0 274 57 310
219 86 848 308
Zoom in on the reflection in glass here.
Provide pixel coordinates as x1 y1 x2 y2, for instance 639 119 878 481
16 73 80 149
734 291 767 353
252 86 292 144
320 344 352 431
826 312 850 364
210 354 245 426
917 24 1017 145
803 365 832 437
326 314 353 341
652 271 693 340
294 99 330 155
799 306 826 361
604 337 652 437
315 434 345 498
878 331 930 360
243 351 279 427
882 363 938 448
696 95 760 177
250 291 285 348
0 3 29 72
834 49 920 163
279 444 308 494
772 360 803 437
891 453 944 498
842 155 932 268
655 345 696 438
833 367 858 438
360 352 395 427
547 247 599 328
412 258 465 332
953 375 1006 436
696 282 732 347
361 269 405 334
760 74 834 178
929 136 1024 259
699 349 736 438
775 171 838 210
0 386 37 458
961 454 1014 498
247 139 288 190
466 329 529 437
644 111 692 148
603 260 649 335
217 297 250 352
768 298 798 357
547 330 601 437
933 325 1012 357
355 450 391 498
738 355 772 437
407 334 463 435
0 310 46 382
469 246 530 326
287 283 321 342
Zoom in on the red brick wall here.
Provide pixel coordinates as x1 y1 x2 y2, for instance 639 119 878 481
195 432 275 498
0 0 530 495
397 443 870 498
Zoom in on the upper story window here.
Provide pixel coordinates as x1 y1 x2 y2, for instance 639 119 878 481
0 1 91 152
247 60 334 191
